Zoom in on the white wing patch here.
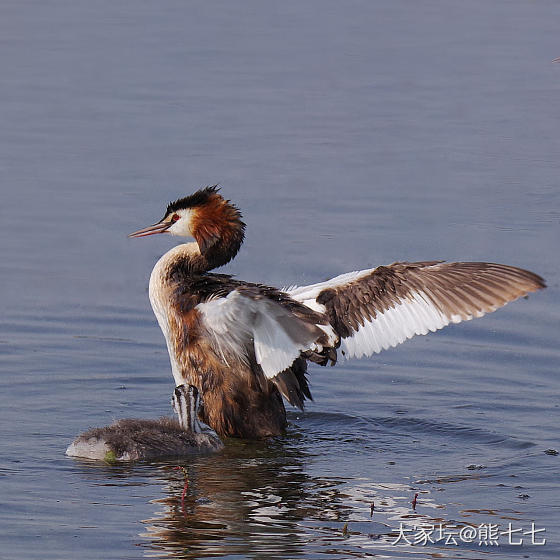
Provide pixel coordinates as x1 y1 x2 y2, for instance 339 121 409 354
197 290 330 379
341 292 460 359
288 270 490 361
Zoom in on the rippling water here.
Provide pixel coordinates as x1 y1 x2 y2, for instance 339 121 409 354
1 1 559 558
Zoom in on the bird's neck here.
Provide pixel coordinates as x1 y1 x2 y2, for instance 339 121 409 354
155 231 243 280
195 227 244 272
189 198 245 271
157 243 212 276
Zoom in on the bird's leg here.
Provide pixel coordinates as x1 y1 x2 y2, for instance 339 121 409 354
172 384 202 433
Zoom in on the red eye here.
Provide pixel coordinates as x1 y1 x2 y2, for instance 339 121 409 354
171 214 180 222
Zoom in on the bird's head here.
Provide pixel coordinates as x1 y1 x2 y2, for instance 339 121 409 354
129 186 246 268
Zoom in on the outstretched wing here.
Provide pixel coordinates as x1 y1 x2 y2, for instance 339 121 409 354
287 261 545 359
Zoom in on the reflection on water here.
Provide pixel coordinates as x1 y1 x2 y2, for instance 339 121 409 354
140 437 401 558
1 0 559 558
145 440 322 557
66 415 547 559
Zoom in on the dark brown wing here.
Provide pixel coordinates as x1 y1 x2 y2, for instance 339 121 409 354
288 261 545 359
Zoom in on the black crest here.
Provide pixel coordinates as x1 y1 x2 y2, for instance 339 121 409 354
166 185 221 215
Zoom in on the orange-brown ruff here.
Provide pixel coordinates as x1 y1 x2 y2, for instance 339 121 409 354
129 186 545 439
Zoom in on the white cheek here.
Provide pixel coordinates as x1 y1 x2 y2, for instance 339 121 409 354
168 208 194 237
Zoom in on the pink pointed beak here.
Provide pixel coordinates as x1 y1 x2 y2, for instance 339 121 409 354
128 220 171 238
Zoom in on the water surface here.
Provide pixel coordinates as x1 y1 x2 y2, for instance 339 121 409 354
1 1 559 558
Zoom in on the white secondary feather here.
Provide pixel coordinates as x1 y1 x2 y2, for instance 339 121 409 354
197 290 326 379
340 292 455 359
287 270 486 360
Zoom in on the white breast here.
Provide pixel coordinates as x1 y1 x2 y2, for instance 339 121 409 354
148 245 191 387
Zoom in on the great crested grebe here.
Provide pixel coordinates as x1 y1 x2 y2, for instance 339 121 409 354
66 385 223 461
129 186 545 439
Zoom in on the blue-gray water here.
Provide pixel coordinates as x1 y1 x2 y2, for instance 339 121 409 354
1 1 559 558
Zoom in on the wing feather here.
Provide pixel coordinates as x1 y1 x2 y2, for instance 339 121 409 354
197 289 334 380
287 261 545 360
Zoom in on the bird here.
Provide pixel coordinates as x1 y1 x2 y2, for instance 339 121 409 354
66 385 223 461
129 185 545 439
